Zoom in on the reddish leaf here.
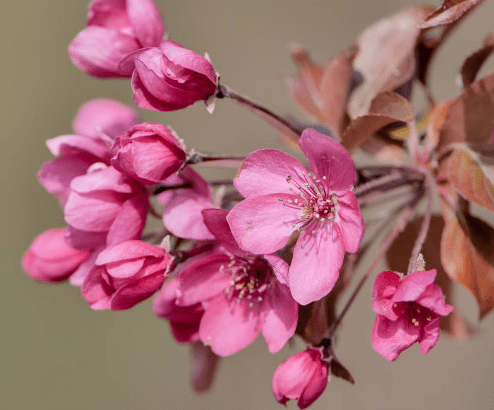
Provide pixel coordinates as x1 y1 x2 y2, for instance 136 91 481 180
424 99 454 153
387 215 476 338
444 145 494 212
420 0 485 29
359 135 405 163
330 357 355 384
441 207 494 319
348 5 434 118
341 92 415 152
460 30 494 87
284 45 357 136
437 70 494 151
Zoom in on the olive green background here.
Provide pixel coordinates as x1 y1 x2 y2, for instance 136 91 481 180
3 0 494 409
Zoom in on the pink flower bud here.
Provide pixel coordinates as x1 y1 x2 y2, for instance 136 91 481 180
112 123 186 184
272 348 329 409
131 41 218 112
22 228 91 282
69 0 165 77
82 240 172 310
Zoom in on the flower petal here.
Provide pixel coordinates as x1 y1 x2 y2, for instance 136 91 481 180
233 149 308 198
68 26 139 77
393 269 437 303
227 194 301 254
419 317 441 355
178 254 233 306
371 270 402 320
415 283 454 316
106 195 149 246
371 314 420 361
289 225 344 305
127 0 164 47
111 272 165 310
262 282 298 353
299 129 356 195
199 294 261 356
334 191 364 253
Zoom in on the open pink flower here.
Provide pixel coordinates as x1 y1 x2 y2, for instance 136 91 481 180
22 228 91 282
272 347 329 409
82 240 172 310
132 41 218 112
227 129 364 305
69 0 165 77
177 209 298 356
112 122 186 185
371 269 454 361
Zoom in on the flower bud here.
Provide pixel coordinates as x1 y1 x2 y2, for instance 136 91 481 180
82 240 172 310
112 123 186 184
22 228 91 282
272 348 329 409
132 41 218 112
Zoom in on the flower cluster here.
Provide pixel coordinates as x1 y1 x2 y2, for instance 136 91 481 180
25 0 494 408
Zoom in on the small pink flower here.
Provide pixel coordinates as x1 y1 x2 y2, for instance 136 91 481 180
82 240 172 310
177 209 298 356
38 99 138 206
227 129 364 305
69 0 165 77
112 122 186 184
21 228 91 282
371 269 454 361
132 41 218 112
153 277 204 343
272 347 329 409
64 165 149 249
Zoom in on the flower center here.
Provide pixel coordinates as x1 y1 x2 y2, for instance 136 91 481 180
278 171 338 231
222 255 273 308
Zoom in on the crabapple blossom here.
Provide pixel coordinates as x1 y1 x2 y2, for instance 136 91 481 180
69 0 165 77
64 164 149 249
82 240 172 310
227 129 364 305
38 99 138 206
22 228 91 282
111 122 186 185
272 347 329 409
177 209 298 356
132 41 218 112
371 269 454 361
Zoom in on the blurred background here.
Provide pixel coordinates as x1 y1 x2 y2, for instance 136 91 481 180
2 0 494 409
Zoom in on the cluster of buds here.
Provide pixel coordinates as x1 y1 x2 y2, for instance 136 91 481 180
23 0 494 408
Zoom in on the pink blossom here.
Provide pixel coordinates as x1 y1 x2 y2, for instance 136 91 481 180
153 277 204 343
112 122 186 184
72 98 139 140
69 0 164 77
272 347 329 409
371 269 454 361
177 209 298 356
131 41 218 112
82 240 172 310
227 129 364 305
21 228 91 282
159 166 217 240
64 164 149 249
38 99 138 205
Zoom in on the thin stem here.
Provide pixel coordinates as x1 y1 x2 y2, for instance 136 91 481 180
217 84 303 139
407 172 433 273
